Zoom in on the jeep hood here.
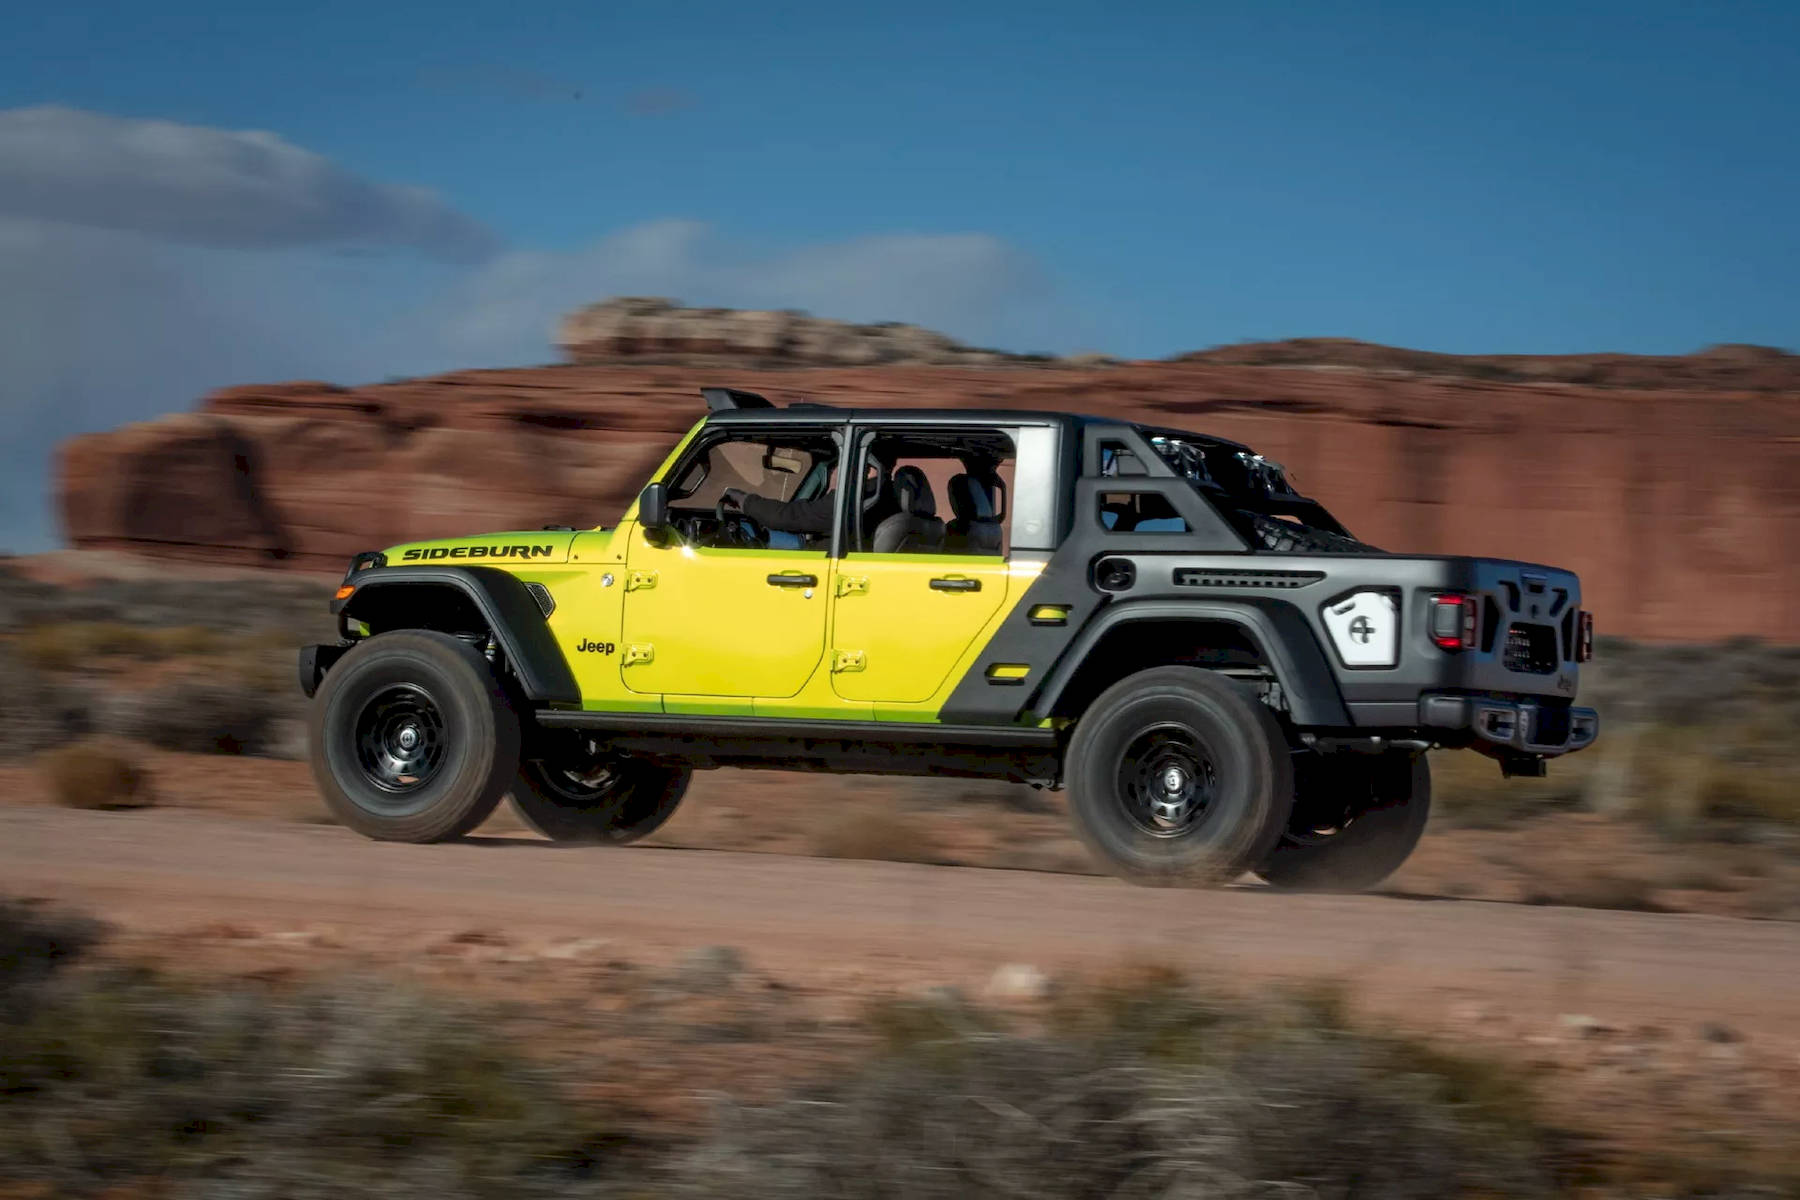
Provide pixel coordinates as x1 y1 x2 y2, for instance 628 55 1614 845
383 530 580 566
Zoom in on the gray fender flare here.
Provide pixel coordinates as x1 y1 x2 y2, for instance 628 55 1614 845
1031 599 1350 728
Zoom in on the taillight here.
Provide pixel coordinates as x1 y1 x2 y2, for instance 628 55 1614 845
1576 610 1594 662
1429 593 1479 651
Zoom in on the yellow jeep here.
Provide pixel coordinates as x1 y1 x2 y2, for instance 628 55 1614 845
302 387 1597 888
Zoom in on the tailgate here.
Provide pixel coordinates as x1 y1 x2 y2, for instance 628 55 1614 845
1457 560 1584 699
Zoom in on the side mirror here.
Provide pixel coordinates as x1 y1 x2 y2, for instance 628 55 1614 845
638 482 669 531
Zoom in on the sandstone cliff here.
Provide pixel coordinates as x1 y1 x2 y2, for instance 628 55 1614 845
54 308 1800 641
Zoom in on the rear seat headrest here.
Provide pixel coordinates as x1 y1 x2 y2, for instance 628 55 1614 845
947 474 996 522
892 465 936 518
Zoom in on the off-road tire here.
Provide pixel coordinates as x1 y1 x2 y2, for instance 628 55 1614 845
307 630 521 842
1066 667 1294 886
1255 751 1430 892
509 756 690 844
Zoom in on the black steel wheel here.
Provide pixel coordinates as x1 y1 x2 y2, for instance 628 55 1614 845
1256 751 1430 892
510 737 689 844
307 630 520 842
1117 725 1219 837
352 684 449 803
1066 667 1293 886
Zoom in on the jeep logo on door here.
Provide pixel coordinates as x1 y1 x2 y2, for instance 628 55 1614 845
400 544 555 561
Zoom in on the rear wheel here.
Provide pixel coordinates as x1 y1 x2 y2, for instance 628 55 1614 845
1066 667 1293 886
1255 751 1430 892
510 736 689 844
308 630 520 842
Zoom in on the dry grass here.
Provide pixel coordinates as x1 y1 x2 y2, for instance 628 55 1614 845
673 968 1561 1199
111 675 287 755
12 621 225 672
808 807 945 865
1520 867 1668 913
39 739 154 810
0 901 633 1198
1432 723 1800 841
5 898 1794 1199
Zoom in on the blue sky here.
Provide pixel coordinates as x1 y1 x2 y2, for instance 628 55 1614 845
1 0 1797 544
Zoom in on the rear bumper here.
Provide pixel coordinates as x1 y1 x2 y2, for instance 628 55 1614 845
1419 693 1599 756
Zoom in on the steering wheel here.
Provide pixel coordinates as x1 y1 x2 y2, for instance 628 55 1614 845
714 497 767 547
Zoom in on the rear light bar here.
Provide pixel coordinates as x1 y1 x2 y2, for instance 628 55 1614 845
1429 593 1479 651
1576 610 1594 662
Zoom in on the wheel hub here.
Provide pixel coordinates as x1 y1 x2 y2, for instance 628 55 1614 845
1118 724 1217 837
1153 763 1196 825
353 685 446 797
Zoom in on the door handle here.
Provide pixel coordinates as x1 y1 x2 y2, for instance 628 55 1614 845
930 576 981 592
767 573 818 587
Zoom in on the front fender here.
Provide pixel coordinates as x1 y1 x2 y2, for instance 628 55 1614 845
334 566 579 705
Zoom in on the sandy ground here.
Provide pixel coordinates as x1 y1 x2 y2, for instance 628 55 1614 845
5 803 1798 1044
7 797 1798 1168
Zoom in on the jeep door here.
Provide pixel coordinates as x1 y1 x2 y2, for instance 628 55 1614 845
829 427 1017 709
620 424 843 702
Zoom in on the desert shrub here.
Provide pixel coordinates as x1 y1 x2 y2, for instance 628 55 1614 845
0 645 89 759
1428 747 1592 829
809 809 944 865
1577 724 1800 836
108 676 285 756
666 971 1554 1199
0 899 103 1013
40 738 154 810
14 621 228 671
3 569 329 638
0 958 630 1197
0 566 61 631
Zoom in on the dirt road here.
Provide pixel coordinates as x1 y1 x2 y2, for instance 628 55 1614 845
5 805 1797 1037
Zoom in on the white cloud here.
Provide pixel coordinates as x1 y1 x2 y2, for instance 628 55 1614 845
434 219 1066 364
0 106 497 261
0 111 1093 550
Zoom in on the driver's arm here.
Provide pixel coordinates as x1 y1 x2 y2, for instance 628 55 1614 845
733 490 836 537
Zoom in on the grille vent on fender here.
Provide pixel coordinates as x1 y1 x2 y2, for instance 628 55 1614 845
525 582 556 618
1173 569 1324 589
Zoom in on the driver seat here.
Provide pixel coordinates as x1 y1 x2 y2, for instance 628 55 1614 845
871 466 945 552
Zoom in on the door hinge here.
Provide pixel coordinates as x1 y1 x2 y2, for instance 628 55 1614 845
835 575 869 597
626 570 658 592
831 649 866 673
623 643 655 665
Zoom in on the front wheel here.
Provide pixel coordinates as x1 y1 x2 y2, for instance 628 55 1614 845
1065 667 1294 887
307 630 521 842
1255 751 1430 892
509 738 689 844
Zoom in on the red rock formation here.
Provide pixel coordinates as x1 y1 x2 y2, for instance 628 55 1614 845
55 349 1800 641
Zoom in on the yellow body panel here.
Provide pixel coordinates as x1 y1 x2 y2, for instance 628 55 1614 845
537 530 662 713
374 423 1049 724
829 553 1009 704
620 524 830 698
861 558 1044 720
